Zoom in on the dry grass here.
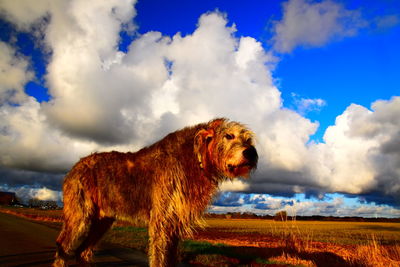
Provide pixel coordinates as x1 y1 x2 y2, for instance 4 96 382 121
270 252 316 267
203 218 400 245
0 205 62 222
349 237 400 267
193 218 400 266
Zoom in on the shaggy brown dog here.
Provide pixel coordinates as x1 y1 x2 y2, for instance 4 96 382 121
53 118 258 267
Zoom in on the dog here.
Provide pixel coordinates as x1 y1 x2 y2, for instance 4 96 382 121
53 118 258 266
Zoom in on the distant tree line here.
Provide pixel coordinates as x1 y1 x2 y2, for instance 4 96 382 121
205 211 400 223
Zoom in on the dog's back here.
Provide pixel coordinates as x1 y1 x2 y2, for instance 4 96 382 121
63 151 154 222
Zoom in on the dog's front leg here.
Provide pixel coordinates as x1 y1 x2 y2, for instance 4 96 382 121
148 216 180 267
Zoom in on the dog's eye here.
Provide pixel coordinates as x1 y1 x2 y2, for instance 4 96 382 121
225 134 234 140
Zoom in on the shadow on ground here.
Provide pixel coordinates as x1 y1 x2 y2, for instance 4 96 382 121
0 247 149 267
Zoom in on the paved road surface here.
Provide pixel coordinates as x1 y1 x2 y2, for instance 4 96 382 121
0 212 149 266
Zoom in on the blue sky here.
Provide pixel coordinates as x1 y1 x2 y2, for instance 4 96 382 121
276 23 400 141
0 0 399 217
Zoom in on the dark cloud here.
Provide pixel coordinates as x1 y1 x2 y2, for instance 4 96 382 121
357 192 399 208
213 192 243 207
254 203 270 210
0 167 64 191
281 200 295 207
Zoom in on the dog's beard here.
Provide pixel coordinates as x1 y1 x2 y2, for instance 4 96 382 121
227 162 255 178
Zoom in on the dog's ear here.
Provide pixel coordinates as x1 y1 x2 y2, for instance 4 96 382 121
208 118 225 129
194 129 214 169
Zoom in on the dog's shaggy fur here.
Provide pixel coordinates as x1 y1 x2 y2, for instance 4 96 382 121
53 118 258 267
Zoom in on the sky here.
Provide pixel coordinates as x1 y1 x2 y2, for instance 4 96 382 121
0 0 399 218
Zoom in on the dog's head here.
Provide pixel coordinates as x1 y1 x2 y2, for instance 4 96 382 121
194 118 258 179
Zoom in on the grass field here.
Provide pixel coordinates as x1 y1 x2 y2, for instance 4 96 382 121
203 218 400 245
189 218 400 266
1 206 399 266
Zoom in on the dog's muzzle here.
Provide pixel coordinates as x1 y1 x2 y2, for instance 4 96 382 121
242 146 258 167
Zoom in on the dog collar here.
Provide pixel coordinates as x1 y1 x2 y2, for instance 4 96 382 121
197 154 203 169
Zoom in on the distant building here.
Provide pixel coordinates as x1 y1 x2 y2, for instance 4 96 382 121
0 191 17 205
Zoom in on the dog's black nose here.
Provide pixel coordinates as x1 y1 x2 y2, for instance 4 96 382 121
243 146 258 164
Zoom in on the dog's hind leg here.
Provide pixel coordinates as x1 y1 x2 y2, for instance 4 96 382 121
54 204 95 266
75 216 115 263
53 217 91 266
53 177 95 266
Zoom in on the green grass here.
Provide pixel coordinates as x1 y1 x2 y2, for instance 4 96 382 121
182 240 240 258
181 240 297 266
112 226 147 233
103 225 149 252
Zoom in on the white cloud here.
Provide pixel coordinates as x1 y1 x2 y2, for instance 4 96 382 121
291 93 326 115
242 97 400 206
272 0 367 53
42 0 140 144
0 98 99 173
0 184 62 202
219 180 250 192
0 1 285 174
311 97 400 198
26 187 62 202
0 0 52 30
0 42 33 104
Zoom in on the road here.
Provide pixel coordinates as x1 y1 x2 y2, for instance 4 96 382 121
0 212 149 266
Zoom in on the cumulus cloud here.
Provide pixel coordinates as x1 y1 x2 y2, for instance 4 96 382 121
0 0 399 210
0 98 99 173
0 42 33 104
41 0 141 144
0 1 284 185
314 97 400 199
0 0 52 30
272 0 367 53
246 97 400 205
